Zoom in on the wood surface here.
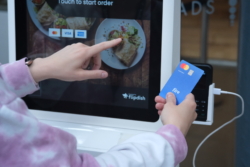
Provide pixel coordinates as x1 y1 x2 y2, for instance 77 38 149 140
181 0 239 61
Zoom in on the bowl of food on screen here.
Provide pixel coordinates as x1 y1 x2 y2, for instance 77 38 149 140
31 0 45 7
108 26 141 67
34 1 96 29
36 2 60 27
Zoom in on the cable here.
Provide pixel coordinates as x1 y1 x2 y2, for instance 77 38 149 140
192 90 244 167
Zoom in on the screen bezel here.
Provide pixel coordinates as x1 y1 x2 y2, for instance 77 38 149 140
9 0 181 131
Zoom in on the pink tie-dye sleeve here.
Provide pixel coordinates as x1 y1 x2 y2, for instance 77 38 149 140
0 96 101 167
156 124 188 166
0 61 101 167
0 60 187 167
0 58 39 97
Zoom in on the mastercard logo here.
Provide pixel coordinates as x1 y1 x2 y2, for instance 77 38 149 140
52 31 58 35
180 63 189 70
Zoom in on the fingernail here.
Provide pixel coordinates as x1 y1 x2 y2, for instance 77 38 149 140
167 92 173 97
101 72 108 78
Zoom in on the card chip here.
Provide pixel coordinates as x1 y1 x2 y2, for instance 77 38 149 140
188 70 194 76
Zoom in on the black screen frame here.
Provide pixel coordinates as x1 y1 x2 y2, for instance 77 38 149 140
15 0 163 122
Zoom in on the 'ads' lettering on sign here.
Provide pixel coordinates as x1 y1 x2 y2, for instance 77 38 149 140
181 0 215 16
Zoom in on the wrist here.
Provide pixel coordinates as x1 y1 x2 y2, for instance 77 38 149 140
163 121 186 136
29 58 50 83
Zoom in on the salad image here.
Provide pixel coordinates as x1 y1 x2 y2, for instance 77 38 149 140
54 18 67 29
108 26 142 67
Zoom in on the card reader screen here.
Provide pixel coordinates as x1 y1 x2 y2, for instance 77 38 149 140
15 0 162 122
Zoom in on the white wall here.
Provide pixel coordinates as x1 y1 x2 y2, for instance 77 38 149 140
0 11 8 64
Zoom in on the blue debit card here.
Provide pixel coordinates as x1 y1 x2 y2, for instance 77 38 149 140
159 60 204 105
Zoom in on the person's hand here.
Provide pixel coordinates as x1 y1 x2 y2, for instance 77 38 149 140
155 93 197 136
29 38 122 82
155 95 166 115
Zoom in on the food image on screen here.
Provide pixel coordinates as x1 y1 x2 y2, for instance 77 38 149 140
108 26 141 67
22 0 156 118
27 0 96 39
66 17 95 30
36 2 58 27
95 19 146 69
54 18 67 29
32 0 45 6
112 38 137 67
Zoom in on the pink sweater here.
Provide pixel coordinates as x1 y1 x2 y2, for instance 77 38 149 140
0 59 187 167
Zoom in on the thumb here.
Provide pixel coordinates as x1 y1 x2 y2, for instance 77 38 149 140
166 92 176 105
185 93 195 101
77 70 108 80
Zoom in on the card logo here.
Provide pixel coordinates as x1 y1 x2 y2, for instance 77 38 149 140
172 88 180 94
180 63 189 70
122 93 146 101
62 29 73 38
75 30 87 38
78 32 84 36
49 28 60 37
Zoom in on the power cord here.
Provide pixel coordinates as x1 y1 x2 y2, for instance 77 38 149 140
192 88 244 167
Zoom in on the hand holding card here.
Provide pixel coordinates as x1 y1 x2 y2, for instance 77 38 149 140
159 60 204 105
159 92 197 136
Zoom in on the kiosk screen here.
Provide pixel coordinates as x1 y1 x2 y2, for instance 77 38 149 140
15 0 163 122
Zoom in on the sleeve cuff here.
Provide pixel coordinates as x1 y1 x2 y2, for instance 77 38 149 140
1 58 39 97
156 124 188 166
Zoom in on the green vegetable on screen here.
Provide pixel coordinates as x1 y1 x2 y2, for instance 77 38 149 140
127 26 138 36
55 18 67 26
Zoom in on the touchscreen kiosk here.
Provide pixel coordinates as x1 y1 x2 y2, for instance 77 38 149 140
8 0 181 154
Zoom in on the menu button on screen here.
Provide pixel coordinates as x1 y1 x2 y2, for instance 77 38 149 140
75 30 87 39
62 29 74 38
49 28 61 37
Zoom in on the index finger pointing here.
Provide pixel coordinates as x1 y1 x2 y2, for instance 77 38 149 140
88 38 122 56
